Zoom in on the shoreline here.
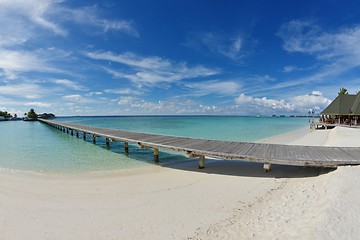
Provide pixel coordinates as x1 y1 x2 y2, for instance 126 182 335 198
1 126 359 239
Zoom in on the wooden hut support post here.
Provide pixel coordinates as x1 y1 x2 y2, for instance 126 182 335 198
76 131 79 138
92 134 96 144
263 163 271 172
106 137 110 147
83 132 86 140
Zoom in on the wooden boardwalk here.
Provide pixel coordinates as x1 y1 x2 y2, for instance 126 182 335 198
39 119 360 170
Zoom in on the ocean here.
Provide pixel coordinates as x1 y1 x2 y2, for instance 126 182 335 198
0 116 309 173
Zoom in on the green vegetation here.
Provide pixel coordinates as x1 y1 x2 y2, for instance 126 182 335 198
27 108 38 119
0 111 12 119
338 87 348 95
38 113 56 119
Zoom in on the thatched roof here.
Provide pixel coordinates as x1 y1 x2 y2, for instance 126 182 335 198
321 93 360 115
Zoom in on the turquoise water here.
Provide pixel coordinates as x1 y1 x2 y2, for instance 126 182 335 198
0 116 308 173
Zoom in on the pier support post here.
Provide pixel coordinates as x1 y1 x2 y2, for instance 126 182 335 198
92 135 96 144
263 163 272 172
124 142 129 154
76 131 79 138
106 138 110 147
83 132 86 140
154 148 159 162
199 155 205 169
66 128 69 134
71 130 73 136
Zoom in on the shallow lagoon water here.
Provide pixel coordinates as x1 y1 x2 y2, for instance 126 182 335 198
0 116 308 172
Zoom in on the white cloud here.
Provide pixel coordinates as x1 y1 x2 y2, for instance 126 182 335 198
69 6 138 36
311 90 322 96
0 83 44 99
105 88 142 95
87 51 219 86
186 32 247 61
62 94 83 102
234 91 331 114
86 91 103 96
24 101 51 107
0 49 56 79
0 0 137 39
185 80 241 96
118 96 137 105
292 92 331 111
278 20 360 64
201 33 244 60
0 0 67 36
62 94 101 104
274 20 360 94
235 93 293 110
53 79 85 90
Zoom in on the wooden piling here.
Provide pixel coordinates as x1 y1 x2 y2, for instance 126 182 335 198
76 131 79 138
106 137 110 147
199 155 205 169
38 118 360 170
71 130 73 136
154 148 159 162
124 142 129 153
263 163 271 172
92 134 96 144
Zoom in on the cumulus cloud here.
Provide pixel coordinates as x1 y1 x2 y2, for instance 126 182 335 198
234 91 331 114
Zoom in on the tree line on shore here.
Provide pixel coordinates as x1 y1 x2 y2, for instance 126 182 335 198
0 108 55 120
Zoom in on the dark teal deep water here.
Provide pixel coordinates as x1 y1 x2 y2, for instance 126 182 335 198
0 116 308 172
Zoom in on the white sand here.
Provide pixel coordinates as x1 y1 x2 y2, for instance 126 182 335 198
1 126 360 239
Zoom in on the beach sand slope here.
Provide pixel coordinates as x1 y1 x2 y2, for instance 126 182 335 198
0 127 359 239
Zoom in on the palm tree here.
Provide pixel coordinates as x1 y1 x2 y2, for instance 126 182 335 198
27 108 38 119
338 87 348 95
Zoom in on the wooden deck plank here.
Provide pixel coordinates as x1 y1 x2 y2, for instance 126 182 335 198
38 119 360 168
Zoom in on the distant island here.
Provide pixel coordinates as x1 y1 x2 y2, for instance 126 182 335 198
0 108 55 121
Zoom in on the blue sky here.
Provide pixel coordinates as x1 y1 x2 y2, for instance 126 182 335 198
1 0 360 116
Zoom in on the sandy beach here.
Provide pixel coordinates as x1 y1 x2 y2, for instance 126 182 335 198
1 126 360 239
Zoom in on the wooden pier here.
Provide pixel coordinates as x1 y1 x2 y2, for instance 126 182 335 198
39 119 360 171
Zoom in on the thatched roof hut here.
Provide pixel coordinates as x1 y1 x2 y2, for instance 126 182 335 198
321 93 360 116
